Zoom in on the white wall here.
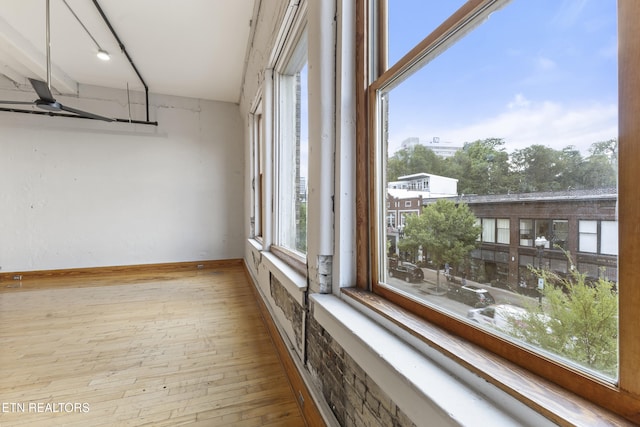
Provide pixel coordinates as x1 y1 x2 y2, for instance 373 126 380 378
0 79 244 272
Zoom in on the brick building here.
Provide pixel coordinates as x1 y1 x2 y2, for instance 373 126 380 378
425 188 618 293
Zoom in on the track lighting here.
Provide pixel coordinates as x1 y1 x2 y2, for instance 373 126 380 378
97 49 110 61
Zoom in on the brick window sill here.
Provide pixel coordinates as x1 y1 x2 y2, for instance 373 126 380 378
331 288 631 427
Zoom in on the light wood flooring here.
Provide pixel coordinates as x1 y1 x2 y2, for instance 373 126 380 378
0 266 305 426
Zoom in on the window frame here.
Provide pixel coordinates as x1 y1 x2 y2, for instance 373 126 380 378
354 0 640 423
250 97 264 242
271 6 309 273
579 219 619 256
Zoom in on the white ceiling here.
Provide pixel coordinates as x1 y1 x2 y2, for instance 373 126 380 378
0 0 256 103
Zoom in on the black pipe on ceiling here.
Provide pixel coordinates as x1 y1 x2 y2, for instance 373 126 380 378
0 107 157 126
92 0 151 124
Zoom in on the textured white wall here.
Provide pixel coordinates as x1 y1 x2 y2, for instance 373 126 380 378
0 83 244 272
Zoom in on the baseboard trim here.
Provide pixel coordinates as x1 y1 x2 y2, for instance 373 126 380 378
242 261 327 427
0 259 243 282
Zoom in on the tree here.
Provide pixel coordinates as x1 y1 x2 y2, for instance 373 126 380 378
387 144 444 181
589 138 618 167
445 138 514 195
511 144 563 192
508 252 618 378
399 199 480 291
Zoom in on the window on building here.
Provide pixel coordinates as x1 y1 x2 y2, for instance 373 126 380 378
600 221 618 255
519 219 533 246
481 218 495 243
496 218 509 244
404 200 412 207
387 212 396 228
552 220 568 250
578 220 598 253
275 25 308 259
358 0 636 421
521 219 568 250
534 220 551 248
579 220 618 255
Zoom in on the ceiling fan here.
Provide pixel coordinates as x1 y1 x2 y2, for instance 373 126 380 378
0 0 114 122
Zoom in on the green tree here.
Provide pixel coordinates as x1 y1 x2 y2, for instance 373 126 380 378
580 154 617 188
444 138 514 195
589 138 618 167
399 199 480 290
511 144 563 192
387 144 445 181
555 146 584 189
510 252 618 378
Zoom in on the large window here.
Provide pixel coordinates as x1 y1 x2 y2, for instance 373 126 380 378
274 25 308 259
357 0 639 423
579 219 618 255
250 100 264 241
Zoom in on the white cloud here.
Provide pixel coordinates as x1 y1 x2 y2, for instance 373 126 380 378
390 97 617 154
507 93 531 109
536 56 557 71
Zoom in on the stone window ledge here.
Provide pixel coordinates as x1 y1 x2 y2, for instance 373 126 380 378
336 289 630 427
260 248 307 305
311 293 553 426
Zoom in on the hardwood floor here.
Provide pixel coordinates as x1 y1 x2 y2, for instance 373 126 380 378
0 266 306 426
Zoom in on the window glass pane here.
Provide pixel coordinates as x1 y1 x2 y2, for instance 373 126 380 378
552 220 568 250
579 220 598 253
387 0 467 66
520 219 533 246
278 52 308 255
379 0 618 380
482 218 496 243
535 221 551 248
601 221 618 255
255 111 264 238
580 220 598 233
497 219 510 244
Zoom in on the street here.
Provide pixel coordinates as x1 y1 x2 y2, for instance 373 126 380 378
385 267 537 320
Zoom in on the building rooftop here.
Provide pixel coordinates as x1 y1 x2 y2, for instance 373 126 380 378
425 187 617 205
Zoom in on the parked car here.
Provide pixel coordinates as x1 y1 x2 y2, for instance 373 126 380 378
388 262 424 283
468 304 553 337
467 304 528 330
447 284 495 307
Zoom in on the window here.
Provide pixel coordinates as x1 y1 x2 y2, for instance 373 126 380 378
552 220 568 250
601 221 618 255
579 220 598 253
534 220 551 248
250 100 264 240
274 23 308 259
404 200 412 207
477 217 510 245
579 220 618 255
496 218 509 244
357 0 639 422
481 218 495 243
386 212 396 228
519 219 533 246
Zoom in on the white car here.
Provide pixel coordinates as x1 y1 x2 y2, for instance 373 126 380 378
467 304 529 331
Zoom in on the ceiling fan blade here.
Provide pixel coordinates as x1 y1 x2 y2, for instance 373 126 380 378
58 103 115 122
0 100 34 105
29 78 55 103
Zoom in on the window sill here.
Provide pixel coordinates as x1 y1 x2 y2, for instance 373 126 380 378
270 245 307 277
340 288 632 427
261 249 307 300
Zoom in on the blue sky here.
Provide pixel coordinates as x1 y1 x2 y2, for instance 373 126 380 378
386 0 618 155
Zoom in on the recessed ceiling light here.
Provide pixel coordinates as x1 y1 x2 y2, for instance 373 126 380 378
97 49 110 61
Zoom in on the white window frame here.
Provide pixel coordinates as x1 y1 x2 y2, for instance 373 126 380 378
272 7 308 263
